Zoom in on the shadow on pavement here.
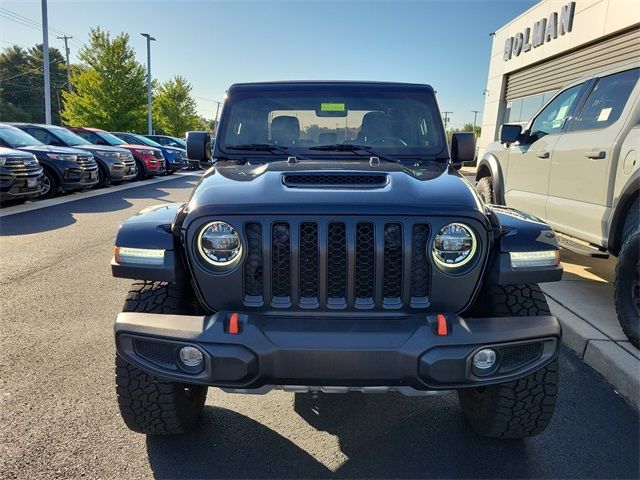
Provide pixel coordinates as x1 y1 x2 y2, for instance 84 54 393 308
145 351 639 479
0 176 196 236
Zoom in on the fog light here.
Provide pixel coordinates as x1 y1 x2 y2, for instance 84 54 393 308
473 348 497 370
179 346 204 368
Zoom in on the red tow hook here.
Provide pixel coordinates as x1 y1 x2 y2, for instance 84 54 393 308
436 313 448 336
228 312 240 335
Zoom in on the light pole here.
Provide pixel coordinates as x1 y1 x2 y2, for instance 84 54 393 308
41 0 51 124
141 33 156 135
471 110 480 137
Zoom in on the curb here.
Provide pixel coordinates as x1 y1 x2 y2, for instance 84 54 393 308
546 296 640 409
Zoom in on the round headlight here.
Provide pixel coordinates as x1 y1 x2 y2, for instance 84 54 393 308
198 221 242 266
432 223 477 268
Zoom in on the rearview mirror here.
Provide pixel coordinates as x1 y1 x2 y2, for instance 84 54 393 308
499 124 523 145
450 132 476 169
186 131 212 161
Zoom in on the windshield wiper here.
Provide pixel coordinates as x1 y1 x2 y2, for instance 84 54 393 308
226 143 292 156
308 143 405 165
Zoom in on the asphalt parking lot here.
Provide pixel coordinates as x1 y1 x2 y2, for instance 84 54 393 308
1 173 639 479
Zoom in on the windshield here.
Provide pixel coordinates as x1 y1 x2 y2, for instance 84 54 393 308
128 134 162 147
0 126 44 147
169 137 186 148
218 88 445 158
49 127 90 146
95 131 127 146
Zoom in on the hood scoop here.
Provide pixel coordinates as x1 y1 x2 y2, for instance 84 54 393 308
282 172 389 189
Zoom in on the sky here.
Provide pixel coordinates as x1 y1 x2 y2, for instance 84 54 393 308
0 0 537 129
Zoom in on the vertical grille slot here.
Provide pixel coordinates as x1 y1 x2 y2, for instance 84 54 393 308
299 222 319 308
326 222 347 308
244 223 263 306
410 224 430 308
271 222 291 306
383 223 403 308
355 222 375 308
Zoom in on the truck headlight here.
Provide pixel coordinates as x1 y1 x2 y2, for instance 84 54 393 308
432 223 477 268
198 221 242 267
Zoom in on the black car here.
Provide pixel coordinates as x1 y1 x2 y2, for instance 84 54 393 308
111 81 563 439
0 147 44 203
12 123 136 188
113 132 186 174
0 124 98 198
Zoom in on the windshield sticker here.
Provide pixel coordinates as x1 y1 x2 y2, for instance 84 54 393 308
321 102 346 112
597 107 612 122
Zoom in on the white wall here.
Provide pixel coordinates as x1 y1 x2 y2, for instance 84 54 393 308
478 0 640 158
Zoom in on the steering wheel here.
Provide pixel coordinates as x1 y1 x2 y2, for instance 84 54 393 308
368 136 408 147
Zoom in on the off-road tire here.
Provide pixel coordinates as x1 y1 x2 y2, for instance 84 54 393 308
458 284 559 438
476 176 495 204
115 281 208 435
614 224 639 349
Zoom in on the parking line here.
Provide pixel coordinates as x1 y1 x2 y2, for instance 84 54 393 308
0 172 201 218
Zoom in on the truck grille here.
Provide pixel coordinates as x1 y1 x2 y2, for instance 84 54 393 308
3 156 42 177
76 155 98 171
243 219 431 310
122 154 136 168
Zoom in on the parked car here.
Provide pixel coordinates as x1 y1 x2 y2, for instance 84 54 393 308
0 123 98 198
11 123 134 188
0 146 43 203
145 134 186 149
112 132 187 174
67 127 163 181
477 61 639 348
112 81 564 439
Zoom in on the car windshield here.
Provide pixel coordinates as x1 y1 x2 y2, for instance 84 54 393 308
218 87 446 158
128 134 162 147
96 131 127 146
169 137 186 147
50 127 90 146
0 126 44 147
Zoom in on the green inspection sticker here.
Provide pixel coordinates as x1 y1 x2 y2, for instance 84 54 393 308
320 102 346 111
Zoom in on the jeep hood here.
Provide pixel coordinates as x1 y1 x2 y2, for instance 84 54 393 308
183 160 484 224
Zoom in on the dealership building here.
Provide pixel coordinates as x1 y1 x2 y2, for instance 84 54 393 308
478 0 640 157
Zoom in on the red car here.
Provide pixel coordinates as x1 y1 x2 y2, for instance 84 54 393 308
67 127 165 180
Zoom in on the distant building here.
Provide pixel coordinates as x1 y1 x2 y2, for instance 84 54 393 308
478 0 640 157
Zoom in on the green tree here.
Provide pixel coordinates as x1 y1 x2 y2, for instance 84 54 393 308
0 44 67 124
61 28 147 131
152 76 200 137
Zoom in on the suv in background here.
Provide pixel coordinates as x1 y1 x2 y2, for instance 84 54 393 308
0 147 43 203
112 81 564 439
145 134 186 149
12 123 134 188
477 61 639 348
113 132 186 174
0 123 98 198
67 127 161 181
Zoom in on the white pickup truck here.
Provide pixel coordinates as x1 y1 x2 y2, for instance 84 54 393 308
477 61 639 348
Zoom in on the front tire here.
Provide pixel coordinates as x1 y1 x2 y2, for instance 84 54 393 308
458 284 559 438
39 168 59 199
115 281 207 435
476 176 495 204
614 224 639 349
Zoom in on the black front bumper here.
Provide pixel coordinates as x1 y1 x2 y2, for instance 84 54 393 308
115 312 561 391
0 175 43 199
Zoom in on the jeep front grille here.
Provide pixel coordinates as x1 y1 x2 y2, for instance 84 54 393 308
243 219 431 310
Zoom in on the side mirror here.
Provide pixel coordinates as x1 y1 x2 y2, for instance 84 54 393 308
186 131 212 161
499 124 523 145
450 132 476 169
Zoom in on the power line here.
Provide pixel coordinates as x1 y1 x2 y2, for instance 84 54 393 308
0 7 73 37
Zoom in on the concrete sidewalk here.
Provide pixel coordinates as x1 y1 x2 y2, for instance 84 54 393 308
541 250 639 408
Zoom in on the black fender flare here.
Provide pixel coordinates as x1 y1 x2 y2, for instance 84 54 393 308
475 154 506 205
608 174 640 256
38 160 64 184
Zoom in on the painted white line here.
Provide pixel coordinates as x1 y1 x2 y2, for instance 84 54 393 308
0 172 201 218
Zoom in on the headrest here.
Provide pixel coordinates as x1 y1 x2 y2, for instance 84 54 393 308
318 132 338 144
271 116 300 144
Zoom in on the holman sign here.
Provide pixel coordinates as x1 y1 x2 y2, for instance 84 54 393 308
504 1 576 61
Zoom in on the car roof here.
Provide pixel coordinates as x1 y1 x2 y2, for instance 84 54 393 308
227 80 435 94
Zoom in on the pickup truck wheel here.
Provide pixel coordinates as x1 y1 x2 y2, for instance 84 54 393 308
476 177 494 204
115 281 208 435
614 227 639 348
458 284 559 438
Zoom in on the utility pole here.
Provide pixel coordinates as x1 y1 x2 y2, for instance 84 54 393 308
442 111 452 131
41 0 51 124
141 33 156 135
57 35 73 92
471 110 480 136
